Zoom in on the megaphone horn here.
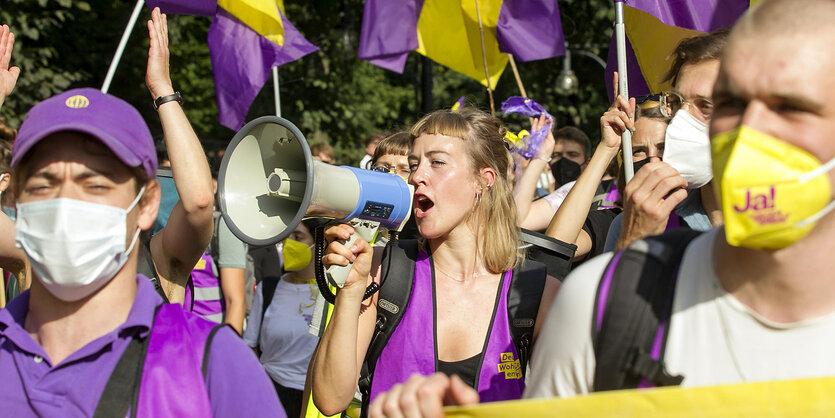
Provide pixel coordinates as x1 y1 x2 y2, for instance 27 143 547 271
218 116 413 250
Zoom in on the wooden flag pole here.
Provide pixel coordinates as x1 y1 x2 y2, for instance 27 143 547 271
474 0 495 116
507 54 528 98
102 0 145 93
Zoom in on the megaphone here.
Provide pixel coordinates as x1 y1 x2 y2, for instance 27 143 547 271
217 116 413 290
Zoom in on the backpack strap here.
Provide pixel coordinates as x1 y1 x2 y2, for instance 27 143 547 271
209 212 222 272
507 258 547 380
95 304 218 417
358 239 419 418
94 305 160 418
202 323 233 377
591 228 702 391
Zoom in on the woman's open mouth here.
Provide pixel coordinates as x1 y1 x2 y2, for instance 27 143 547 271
414 194 434 219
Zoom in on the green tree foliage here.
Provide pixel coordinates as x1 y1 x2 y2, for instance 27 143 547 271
1 0 615 164
0 0 91 127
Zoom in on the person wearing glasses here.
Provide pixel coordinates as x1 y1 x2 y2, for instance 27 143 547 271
370 132 412 181
538 74 673 265
369 132 420 240
607 28 730 251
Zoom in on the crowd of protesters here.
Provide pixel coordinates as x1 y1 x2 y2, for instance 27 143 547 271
2 0 835 417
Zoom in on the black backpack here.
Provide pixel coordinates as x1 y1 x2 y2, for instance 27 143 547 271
357 239 548 416
591 229 703 391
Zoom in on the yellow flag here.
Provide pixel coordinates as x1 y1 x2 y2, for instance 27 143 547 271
624 6 702 94
416 0 507 88
219 0 285 46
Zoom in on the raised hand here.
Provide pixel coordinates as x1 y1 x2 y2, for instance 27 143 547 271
145 8 174 99
531 113 555 162
0 25 21 110
616 161 688 249
600 72 635 151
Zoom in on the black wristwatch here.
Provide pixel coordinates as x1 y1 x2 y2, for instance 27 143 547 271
153 91 183 111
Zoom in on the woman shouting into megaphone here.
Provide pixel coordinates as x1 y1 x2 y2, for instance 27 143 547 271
312 108 561 416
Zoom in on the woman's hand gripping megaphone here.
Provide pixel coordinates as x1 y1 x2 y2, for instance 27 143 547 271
322 222 376 299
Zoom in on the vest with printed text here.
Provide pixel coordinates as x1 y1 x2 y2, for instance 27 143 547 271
369 250 525 403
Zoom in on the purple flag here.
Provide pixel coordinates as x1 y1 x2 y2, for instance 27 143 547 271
501 96 553 159
604 36 650 101
357 0 420 73
496 0 566 62
145 0 217 16
625 0 748 32
358 0 565 73
605 0 750 101
208 8 318 130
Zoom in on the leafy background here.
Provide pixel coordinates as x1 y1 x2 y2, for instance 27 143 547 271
0 0 615 167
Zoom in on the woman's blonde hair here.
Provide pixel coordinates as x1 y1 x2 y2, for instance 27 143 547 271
409 108 522 273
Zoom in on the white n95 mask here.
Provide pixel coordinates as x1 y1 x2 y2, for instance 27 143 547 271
663 110 713 189
15 186 146 301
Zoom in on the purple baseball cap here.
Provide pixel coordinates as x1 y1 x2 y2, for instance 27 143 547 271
11 87 157 178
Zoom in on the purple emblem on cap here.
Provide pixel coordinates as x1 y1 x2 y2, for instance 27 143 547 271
12 88 157 178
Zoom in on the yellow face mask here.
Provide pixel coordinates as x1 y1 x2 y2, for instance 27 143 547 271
712 126 835 250
282 238 313 272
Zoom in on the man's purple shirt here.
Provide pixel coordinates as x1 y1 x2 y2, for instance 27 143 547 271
0 276 284 417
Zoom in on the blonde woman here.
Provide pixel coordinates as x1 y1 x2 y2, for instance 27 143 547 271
311 108 560 415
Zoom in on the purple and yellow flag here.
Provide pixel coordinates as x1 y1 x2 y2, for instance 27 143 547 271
359 0 565 88
605 0 759 100
208 1 317 130
145 0 217 16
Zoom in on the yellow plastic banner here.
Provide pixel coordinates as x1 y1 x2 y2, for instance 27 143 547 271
446 377 835 417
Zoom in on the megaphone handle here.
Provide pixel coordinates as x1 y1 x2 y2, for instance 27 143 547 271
326 219 381 288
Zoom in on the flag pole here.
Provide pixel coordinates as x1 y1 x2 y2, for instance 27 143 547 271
102 0 145 93
272 66 281 117
614 0 634 183
507 54 528 98
474 0 495 116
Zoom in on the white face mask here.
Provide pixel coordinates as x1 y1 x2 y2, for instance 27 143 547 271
663 110 712 189
15 186 146 301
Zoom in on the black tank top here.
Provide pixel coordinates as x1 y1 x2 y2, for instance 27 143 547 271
437 352 482 388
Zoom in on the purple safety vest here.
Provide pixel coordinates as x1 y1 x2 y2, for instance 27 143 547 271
185 252 225 323
369 250 525 404
135 303 215 416
597 182 621 210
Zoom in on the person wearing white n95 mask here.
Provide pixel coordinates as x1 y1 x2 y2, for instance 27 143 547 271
0 12 284 416
663 109 713 189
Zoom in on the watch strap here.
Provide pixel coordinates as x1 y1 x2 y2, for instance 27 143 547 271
153 92 183 111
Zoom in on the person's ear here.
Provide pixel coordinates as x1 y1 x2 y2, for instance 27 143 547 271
137 179 161 231
479 167 497 190
0 172 10 192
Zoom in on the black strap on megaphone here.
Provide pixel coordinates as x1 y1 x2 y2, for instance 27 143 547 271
314 224 380 305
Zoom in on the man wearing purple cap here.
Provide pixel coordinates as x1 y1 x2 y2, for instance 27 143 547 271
0 11 283 417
